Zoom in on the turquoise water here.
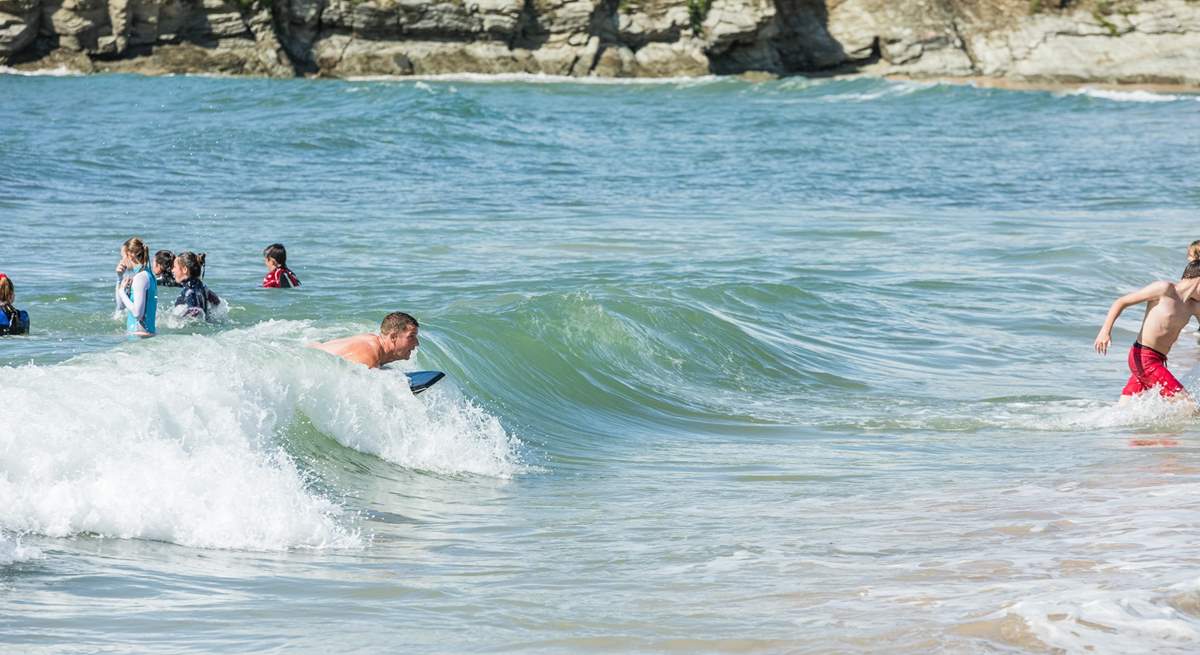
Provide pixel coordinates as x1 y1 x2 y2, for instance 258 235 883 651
2 73 1200 653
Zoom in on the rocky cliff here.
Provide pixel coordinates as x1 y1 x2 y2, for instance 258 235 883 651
2 0 1199 85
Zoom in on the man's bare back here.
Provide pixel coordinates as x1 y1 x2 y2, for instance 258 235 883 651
310 313 421 370
311 334 390 369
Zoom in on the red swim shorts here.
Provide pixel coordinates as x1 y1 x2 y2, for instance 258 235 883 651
1122 342 1185 397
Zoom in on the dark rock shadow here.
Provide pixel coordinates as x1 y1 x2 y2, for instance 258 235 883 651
707 0 873 77
509 0 550 50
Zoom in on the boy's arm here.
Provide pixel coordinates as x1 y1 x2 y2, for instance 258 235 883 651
1094 281 1168 355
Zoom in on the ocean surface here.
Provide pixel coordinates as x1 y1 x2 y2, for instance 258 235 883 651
2 71 1200 653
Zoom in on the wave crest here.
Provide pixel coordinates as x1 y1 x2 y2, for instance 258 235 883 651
0 321 521 550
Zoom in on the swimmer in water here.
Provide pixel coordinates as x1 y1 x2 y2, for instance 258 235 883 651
1095 259 1200 404
310 312 419 369
0 273 29 335
262 243 301 288
154 250 180 288
114 237 157 338
172 252 221 321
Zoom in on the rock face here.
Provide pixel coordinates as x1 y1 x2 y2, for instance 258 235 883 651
3 0 1200 85
5 0 294 75
826 0 1200 86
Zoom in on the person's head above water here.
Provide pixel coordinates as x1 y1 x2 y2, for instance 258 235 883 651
122 237 149 268
173 252 206 282
0 273 13 306
263 243 288 270
380 311 420 362
154 250 175 277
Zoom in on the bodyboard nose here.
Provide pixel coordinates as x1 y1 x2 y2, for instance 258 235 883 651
405 370 445 394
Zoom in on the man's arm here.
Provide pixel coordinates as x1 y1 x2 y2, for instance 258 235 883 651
1094 281 1168 355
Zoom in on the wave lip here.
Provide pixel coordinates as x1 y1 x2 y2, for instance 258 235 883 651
293 346 525 479
0 322 522 551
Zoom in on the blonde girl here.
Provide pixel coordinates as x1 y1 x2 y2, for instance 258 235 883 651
114 237 158 337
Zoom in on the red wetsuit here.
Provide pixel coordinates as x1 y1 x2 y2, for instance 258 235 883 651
262 267 300 288
1122 342 1185 397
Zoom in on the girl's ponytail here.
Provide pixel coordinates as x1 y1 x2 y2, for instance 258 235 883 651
123 237 149 266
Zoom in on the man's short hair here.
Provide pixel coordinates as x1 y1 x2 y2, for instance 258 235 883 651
381 312 418 335
1184 260 1200 279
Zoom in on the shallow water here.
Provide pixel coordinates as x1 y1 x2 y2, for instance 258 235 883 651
2 72 1200 653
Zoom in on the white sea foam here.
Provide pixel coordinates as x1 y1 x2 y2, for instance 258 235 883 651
1065 87 1192 103
286 331 524 478
0 532 41 565
0 321 520 551
838 391 1199 435
345 72 723 86
999 584 1200 654
0 65 83 77
998 392 1197 433
817 80 935 103
159 294 232 330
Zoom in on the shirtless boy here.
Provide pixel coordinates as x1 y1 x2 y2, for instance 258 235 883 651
311 312 419 369
1095 260 1200 401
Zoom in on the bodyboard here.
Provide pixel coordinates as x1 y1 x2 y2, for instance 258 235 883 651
406 370 445 395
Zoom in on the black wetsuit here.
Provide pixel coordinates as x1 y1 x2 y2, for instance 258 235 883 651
175 278 211 320
0 304 29 335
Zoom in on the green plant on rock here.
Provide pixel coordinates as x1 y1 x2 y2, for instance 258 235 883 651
688 0 712 34
1029 0 1043 13
1092 8 1119 35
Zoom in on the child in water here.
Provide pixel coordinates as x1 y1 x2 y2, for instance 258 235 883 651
154 250 180 287
0 273 30 335
173 252 222 320
115 237 157 337
262 243 300 288
1187 240 1200 333
1095 259 1200 402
